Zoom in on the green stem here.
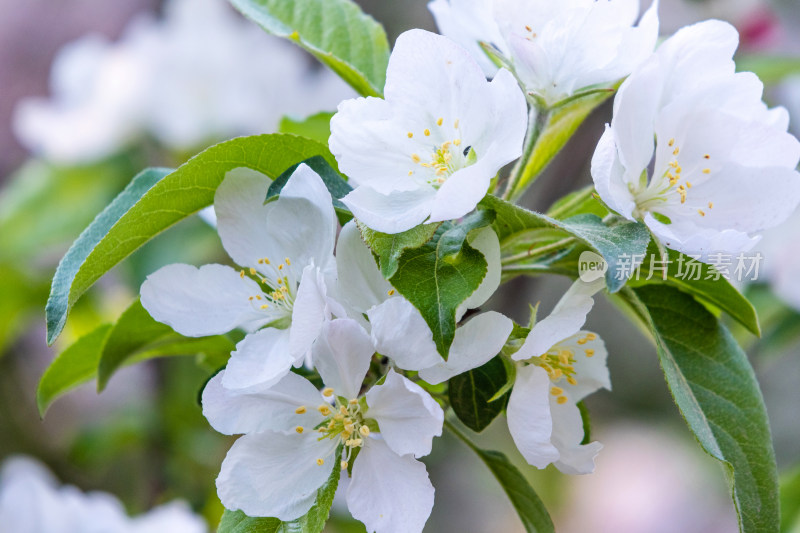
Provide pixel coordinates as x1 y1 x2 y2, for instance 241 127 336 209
502 104 550 201
443 417 479 451
501 236 577 265
546 185 595 219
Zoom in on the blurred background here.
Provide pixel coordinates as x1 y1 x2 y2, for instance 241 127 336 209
0 0 799 531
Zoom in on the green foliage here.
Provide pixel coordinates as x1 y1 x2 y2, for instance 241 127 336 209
631 245 760 336
484 195 650 292
37 324 113 417
46 134 336 345
780 466 800 533
358 222 441 279
228 0 389 97
449 356 509 432
388 210 495 358
217 447 342 533
546 186 608 220
627 285 778 533
38 298 235 416
278 112 334 145
97 299 234 390
736 55 800 85
447 421 555 533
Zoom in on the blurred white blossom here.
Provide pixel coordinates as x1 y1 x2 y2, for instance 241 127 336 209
0 456 207 533
13 0 353 164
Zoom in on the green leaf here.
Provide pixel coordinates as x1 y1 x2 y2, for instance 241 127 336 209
446 421 554 533
631 245 761 336
37 324 113 417
736 55 800 85
628 285 778 533
46 134 336 345
358 222 441 279
278 112 334 145
484 195 650 292
97 299 235 390
546 185 608 220
217 447 342 533
388 210 495 357
228 0 389 97
449 356 509 432
780 466 800 533
508 89 615 200
266 155 352 224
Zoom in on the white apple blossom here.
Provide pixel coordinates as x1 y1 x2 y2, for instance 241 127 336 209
202 318 443 533
141 164 344 392
592 20 800 261
0 456 207 533
335 220 513 379
329 29 527 234
429 0 660 106
506 278 610 474
13 0 353 164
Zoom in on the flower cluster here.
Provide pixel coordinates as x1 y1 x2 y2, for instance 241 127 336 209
136 0 800 531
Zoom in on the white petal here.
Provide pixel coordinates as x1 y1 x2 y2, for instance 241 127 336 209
215 163 336 276
365 369 444 458
552 332 611 403
346 438 434 533
140 263 273 337
342 186 436 235
312 319 374 400
457 226 501 318
644 214 759 261
290 265 344 361
367 298 442 371
506 365 559 469
591 125 637 220
203 371 324 436
550 397 603 475
221 328 295 392
217 432 337 520
335 220 392 314
419 311 513 384
129 502 207 533
427 160 493 224
514 278 604 361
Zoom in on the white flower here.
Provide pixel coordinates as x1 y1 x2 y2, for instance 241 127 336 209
430 0 660 106
0 456 206 533
202 319 443 533
13 0 353 163
506 279 610 474
335 220 513 379
141 164 344 391
329 29 527 234
592 20 800 261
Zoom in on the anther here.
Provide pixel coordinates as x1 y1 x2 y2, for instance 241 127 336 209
586 333 596 340
341 460 348 470
551 387 564 396
708 202 713 209
567 376 577 386
412 154 421 163
316 458 324 466
359 426 370 437
698 209 706 217
322 387 334 397
453 139 461 146
668 138 675 147
577 338 588 345
260 304 269 309
239 270 245 278
388 289 395 296
424 129 431 136
437 117 443 126
349 398 359 405
295 426 304 434
407 132 413 138
585 349 595 357
285 258 291 265
557 396 568 404
454 119 460 128
318 405 332 416
673 148 680 156
704 154 710 159
702 169 711 174
295 406 307 414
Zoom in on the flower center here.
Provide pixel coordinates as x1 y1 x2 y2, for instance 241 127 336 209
407 118 475 187
244 257 297 317
632 138 716 219
529 332 596 405
294 388 376 470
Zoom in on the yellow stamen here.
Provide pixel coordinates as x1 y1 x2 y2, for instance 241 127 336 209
295 426 304 434
360 426 370 437
704 154 711 159
567 376 577 386
585 349 595 357
453 139 462 146
407 132 413 138
424 129 431 136
322 387 334 397
437 117 443 126
316 458 324 466
551 386 564 396
318 405 332 416
260 304 269 309
341 460 348 470
239 270 245 278
673 147 680 156
702 168 711 174
708 202 714 209
249 267 257 275
454 119 460 128
388 289 395 296
557 396 568 404
698 209 706 216
668 138 675 147
295 406 307 414
411 154 421 163
586 333 596 340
